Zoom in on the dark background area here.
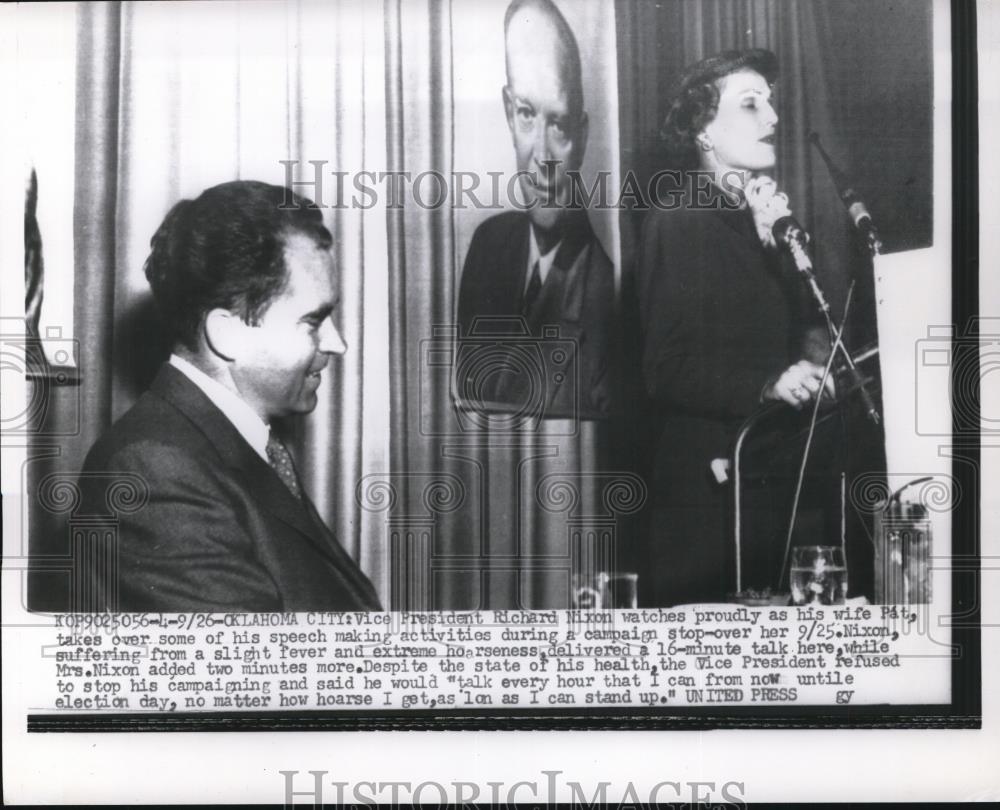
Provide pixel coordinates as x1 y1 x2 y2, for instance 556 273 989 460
616 0 934 264
821 0 934 254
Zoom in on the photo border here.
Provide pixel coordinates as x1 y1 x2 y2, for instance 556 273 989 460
19 0 982 735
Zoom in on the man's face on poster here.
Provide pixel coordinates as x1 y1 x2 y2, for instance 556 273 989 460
503 31 588 234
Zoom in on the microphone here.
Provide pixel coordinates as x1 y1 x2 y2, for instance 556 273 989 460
809 132 883 255
772 217 827 316
771 209 812 264
773 216 833 319
772 215 813 272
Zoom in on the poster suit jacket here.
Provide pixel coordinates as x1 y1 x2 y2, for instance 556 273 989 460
79 364 382 612
456 210 617 420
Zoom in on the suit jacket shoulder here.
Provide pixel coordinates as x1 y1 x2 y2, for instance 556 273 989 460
79 365 381 613
458 211 530 331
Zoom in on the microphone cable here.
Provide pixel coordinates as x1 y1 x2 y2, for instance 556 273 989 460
778 279 855 590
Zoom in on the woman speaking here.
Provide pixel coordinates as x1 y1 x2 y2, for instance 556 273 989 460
637 49 831 607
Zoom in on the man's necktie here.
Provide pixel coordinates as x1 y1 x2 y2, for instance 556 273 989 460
522 259 542 316
266 435 381 609
266 435 302 500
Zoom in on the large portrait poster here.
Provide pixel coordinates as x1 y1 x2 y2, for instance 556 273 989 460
2 0 995 804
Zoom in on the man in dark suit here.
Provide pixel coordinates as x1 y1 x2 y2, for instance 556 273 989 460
80 180 381 612
456 0 616 420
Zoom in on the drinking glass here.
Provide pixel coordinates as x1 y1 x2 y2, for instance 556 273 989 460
790 546 848 606
572 571 638 609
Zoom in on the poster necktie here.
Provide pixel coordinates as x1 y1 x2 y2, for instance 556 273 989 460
522 259 542 316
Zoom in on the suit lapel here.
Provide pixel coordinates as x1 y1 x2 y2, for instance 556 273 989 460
301 496 381 608
546 247 589 412
240 452 333 554
708 197 791 291
703 184 760 245
150 365 352 572
517 212 597 412
526 210 594 324
547 213 596 410
502 217 532 313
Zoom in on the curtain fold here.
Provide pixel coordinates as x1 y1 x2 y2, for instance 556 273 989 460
73 1 120 462
383 0 468 609
291 0 391 598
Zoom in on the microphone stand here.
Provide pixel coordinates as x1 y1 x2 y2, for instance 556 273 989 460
773 219 881 425
809 131 884 259
812 282 881 427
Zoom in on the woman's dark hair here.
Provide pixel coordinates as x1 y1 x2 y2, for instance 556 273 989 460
144 180 332 350
659 48 778 170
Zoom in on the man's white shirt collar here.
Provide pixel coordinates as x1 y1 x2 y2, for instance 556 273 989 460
169 354 270 460
526 227 561 293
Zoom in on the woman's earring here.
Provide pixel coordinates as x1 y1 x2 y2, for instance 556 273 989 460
697 136 712 152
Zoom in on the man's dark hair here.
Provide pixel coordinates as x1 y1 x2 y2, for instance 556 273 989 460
660 48 778 170
144 180 332 349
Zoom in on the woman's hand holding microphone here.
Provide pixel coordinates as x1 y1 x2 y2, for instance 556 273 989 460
763 359 835 409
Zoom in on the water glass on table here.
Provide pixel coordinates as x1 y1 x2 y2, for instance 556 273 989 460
790 546 848 606
572 571 638 609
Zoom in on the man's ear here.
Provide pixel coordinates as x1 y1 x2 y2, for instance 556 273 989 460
203 308 245 362
502 85 515 133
